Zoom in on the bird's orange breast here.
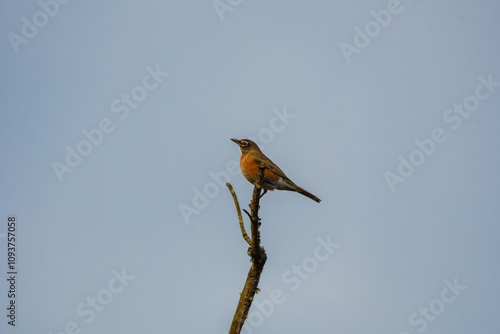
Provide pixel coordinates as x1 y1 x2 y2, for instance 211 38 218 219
240 153 279 187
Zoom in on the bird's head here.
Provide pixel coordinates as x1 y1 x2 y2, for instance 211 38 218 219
231 138 261 154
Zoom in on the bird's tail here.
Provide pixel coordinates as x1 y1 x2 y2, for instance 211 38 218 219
296 186 321 203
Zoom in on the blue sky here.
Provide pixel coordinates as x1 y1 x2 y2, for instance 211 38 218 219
1 1 499 333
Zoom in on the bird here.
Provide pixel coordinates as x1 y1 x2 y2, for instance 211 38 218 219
231 138 321 203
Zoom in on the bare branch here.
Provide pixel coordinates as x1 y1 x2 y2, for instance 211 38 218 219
229 164 267 334
226 182 251 246
242 209 251 221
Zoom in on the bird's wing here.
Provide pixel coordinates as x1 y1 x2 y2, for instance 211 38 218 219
251 151 291 181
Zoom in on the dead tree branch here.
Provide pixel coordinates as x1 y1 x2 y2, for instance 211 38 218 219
226 182 251 246
227 164 267 334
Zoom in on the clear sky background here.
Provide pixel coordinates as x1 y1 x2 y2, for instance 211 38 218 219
1 1 499 333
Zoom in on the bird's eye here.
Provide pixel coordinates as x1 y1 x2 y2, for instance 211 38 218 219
241 141 248 147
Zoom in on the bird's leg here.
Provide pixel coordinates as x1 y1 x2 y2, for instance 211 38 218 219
259 189 268 199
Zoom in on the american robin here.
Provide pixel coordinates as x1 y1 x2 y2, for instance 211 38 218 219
231 139 321 203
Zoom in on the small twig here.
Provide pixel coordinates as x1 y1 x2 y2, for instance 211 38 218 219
226 182 251 246
242 209 251 220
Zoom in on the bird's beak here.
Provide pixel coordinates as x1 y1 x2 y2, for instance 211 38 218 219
230 138 240 145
